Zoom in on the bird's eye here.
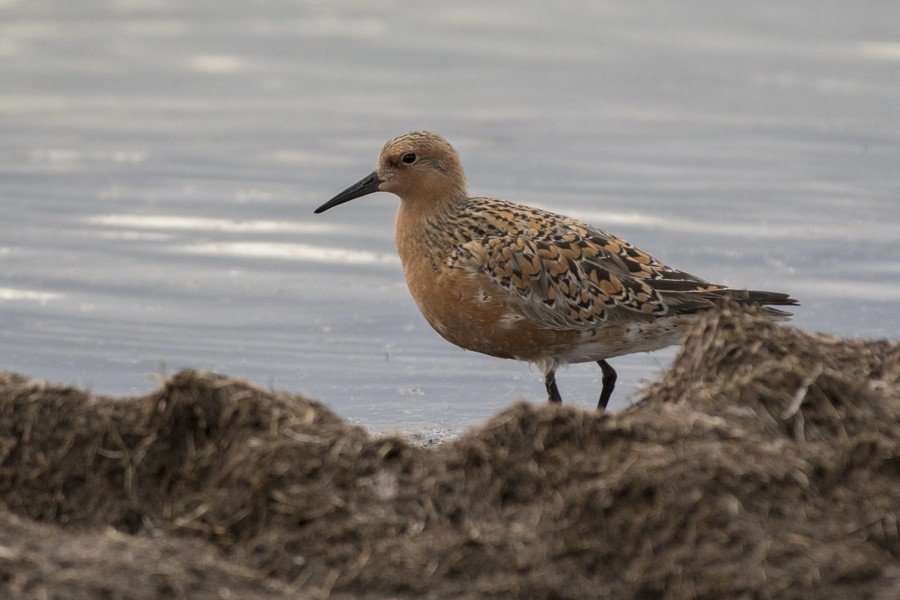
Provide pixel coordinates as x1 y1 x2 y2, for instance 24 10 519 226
401 152 417 165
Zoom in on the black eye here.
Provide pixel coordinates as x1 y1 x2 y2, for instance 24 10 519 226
401 152 417 165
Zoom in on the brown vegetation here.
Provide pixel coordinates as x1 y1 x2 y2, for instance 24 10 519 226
1 306 898 599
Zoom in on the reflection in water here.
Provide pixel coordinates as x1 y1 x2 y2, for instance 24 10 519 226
0 288 62 304
183 241 398 264
88 214 338 234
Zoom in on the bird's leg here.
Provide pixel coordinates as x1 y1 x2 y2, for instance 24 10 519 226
597 360 617 410
544 367 562 403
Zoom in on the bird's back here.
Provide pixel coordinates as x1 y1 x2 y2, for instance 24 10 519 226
424 196 794 332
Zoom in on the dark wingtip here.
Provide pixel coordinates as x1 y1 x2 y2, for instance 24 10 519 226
747 290 800 307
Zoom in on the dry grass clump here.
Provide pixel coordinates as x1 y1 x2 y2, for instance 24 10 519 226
1 306 898 599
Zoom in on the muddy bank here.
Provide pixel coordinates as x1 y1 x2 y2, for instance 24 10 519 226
1 307 898 599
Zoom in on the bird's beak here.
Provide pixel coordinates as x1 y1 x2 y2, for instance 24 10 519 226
314 171 383 214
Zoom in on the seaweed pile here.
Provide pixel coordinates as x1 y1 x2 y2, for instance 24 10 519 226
1 306 898 599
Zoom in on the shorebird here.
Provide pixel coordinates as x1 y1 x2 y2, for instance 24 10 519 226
315 131 797 409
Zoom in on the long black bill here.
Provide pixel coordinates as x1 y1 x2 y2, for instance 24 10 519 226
314 171 383 214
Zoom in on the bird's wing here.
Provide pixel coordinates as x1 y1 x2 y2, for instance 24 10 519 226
448 201 726 331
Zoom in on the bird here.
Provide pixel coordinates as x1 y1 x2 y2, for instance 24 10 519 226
314 131 797 410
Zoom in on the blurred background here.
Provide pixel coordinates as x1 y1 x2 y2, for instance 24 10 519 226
1 0 898 438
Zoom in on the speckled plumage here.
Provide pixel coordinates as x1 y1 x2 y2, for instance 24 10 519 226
315 131 798 409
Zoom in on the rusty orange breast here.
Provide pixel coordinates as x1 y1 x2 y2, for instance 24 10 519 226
398 239 584 362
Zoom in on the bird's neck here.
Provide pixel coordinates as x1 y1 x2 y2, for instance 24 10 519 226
394 192 467 263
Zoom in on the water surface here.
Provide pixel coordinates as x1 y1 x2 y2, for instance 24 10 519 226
2 1 898 437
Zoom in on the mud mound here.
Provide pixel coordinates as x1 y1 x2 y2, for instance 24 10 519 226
1 307 898 599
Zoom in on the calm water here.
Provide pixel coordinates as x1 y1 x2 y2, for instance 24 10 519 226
2 1 899 438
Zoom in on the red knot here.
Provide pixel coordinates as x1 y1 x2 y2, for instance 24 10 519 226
315 131 798 409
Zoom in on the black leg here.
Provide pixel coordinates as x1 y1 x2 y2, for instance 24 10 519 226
597 360 617 410
545 367 562 403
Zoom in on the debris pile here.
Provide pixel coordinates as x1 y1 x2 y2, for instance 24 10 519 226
1 307 898 599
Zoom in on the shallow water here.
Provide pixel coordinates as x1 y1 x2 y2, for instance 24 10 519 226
2 1 898 438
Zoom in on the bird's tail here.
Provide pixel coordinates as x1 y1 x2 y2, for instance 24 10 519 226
733 289 799 318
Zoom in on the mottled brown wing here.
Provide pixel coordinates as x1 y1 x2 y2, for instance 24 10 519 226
449 199 725 331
